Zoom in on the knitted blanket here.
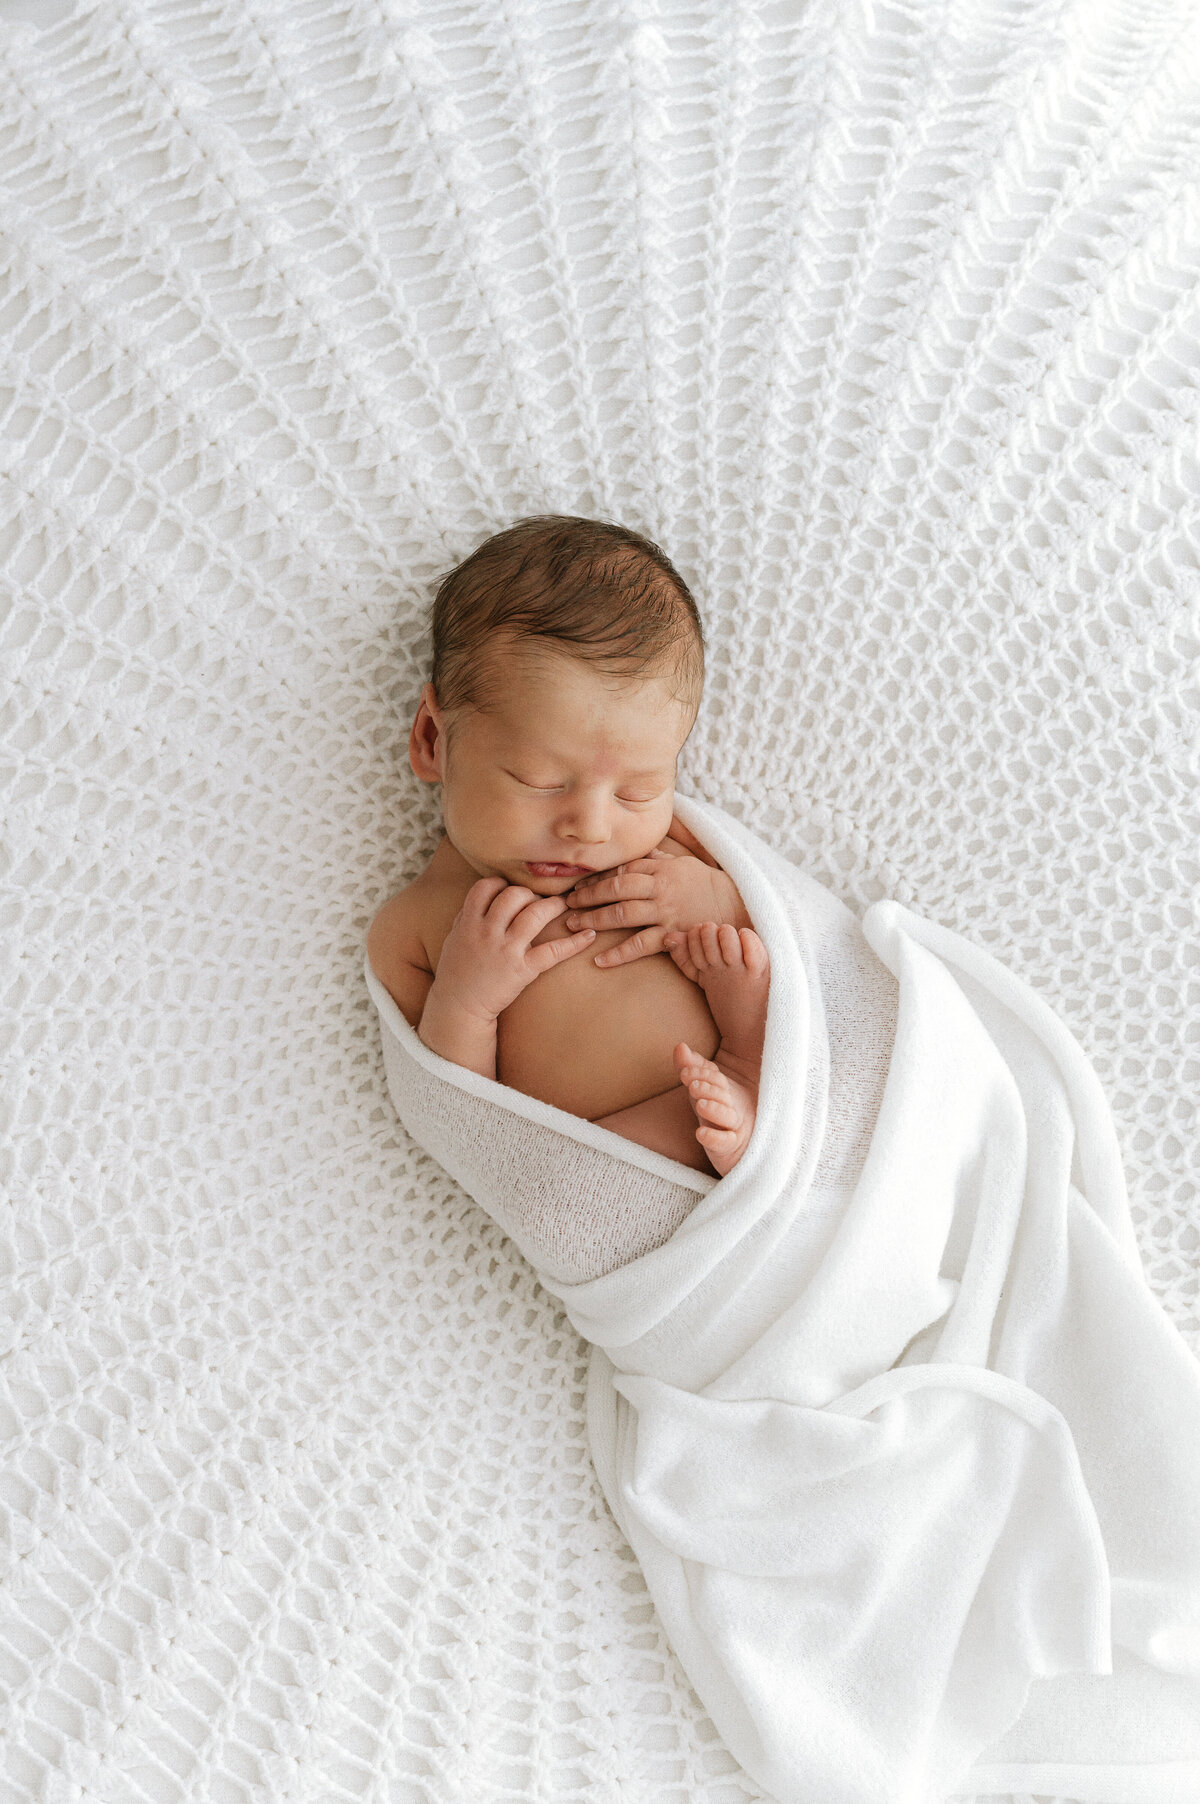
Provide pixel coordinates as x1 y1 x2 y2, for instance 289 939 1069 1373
3 2 1199 1801
373 792 1200 1803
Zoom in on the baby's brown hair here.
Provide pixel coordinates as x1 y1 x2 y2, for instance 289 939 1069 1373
429 515 705 744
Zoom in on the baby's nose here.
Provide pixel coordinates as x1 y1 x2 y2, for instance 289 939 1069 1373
561 810 612 848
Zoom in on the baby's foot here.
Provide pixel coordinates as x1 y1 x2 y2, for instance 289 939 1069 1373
663 923 770 1080
663 923 770 1175
673 1042 757 1177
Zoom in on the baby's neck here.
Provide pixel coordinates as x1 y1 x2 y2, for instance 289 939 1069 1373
428 833 476 884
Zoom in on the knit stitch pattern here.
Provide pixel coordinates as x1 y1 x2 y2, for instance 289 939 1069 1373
1 1 1198 1800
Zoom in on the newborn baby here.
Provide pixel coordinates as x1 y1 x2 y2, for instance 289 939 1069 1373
368 513 769 1177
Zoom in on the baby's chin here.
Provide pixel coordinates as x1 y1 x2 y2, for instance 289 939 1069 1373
450 832 671 889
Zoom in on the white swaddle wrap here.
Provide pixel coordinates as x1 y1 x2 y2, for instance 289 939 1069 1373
366 793 1200 1804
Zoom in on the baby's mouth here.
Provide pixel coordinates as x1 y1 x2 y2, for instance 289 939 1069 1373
525 861 593 877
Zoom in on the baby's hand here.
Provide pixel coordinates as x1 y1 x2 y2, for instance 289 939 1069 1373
563 851 748 969
433 879 597 1021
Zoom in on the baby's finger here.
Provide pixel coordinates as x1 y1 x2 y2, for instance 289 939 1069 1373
465 875 509 912
460 877 508 927
565 898 657 934
482 883 541 932
567 863 624 898
568 869 654 905
593 928 662 967
528 930 595 974
512 892 571 931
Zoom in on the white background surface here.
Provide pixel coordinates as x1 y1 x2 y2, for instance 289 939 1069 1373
2 1 1198 1799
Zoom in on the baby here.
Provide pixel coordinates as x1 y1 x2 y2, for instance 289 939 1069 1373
367 514 770 1177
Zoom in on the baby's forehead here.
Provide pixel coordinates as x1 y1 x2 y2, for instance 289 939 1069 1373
471 642 696 755
495 721 675 769
482 705 681 778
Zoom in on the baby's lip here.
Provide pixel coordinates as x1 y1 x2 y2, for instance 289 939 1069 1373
526 860 593 874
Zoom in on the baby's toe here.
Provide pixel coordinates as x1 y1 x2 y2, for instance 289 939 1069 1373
692 923 721 966
716 922 744 965
739 928 769 975
695 1090 740 1129
667 933 702 979
696 1121 739 1150
687 1073 721 1101
686 924 714 970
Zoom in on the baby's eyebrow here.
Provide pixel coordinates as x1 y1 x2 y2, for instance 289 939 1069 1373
515 761 673 779
607 773 673 787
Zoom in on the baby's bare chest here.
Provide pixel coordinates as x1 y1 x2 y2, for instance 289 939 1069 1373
421 895 719 1121
496 915 720 1119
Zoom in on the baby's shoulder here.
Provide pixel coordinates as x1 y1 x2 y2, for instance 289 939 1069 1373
368 876 425 959
367 865 443 1028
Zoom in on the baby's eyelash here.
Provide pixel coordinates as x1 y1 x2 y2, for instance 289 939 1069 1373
515 778 658 803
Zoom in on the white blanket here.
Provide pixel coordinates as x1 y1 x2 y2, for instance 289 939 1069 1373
372 791 1200 1804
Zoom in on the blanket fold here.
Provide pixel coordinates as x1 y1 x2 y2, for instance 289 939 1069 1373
369 791 1200 1803
608 1362 1112 1800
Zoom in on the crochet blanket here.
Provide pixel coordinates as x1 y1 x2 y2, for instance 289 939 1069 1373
371 792 1200 1803
3 2 1199 1801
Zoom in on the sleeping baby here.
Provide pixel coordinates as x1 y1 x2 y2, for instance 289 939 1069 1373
367 513 769 1177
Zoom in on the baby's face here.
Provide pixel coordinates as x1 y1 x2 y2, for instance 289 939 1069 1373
411 647 696 892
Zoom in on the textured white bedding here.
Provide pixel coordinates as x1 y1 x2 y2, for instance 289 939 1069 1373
2 2 1198 1800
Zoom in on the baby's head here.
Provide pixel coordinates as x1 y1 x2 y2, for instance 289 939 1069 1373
410 515 705 891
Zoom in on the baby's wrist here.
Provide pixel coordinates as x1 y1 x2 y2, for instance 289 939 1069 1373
419 980 499 1078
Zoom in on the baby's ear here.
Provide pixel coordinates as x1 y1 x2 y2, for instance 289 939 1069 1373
408 693 443 782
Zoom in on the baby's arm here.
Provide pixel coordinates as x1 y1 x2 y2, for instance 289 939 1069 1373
418 988 501 1080
419 879 597 1079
